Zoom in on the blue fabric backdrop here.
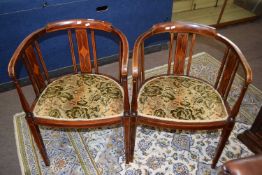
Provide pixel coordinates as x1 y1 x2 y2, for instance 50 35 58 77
0 0 172 84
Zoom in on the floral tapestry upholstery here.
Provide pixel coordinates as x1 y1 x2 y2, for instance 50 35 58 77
138 76 228 122
33 74 124 120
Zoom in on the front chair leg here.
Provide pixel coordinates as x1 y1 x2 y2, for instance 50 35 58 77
212 123 234 169
26 116 50 166
129 116 137 162
123 116 130 164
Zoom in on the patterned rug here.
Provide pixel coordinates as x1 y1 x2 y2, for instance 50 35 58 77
14 52 262 175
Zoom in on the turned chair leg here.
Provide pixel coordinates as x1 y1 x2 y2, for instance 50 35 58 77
123 116 131 164
212 123 234 169
129 116 137 162
26 117 50 166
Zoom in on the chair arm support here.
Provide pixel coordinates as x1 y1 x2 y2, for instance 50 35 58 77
230 83 250 118
131 37 142 113
121 75 130 113
111 26 129 78
132 30 149 79
12 78 31 113
120 44 129 78
131 77 138 114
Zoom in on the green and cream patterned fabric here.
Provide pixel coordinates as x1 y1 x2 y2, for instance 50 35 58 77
138 75 228 122
33 74 124 120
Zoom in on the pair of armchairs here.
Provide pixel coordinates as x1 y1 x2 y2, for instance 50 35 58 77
8 19 252 168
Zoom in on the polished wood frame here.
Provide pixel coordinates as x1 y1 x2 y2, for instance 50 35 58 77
131 21 252 168
8 19 130 166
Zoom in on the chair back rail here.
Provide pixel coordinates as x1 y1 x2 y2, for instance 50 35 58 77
132 21 252 117
8 19 129 112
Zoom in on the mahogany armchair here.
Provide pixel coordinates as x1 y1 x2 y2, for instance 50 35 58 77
8 19 130 166
130 21 252 168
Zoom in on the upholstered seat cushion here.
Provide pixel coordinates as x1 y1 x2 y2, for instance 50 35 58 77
138 76 228 122
33 74 124 120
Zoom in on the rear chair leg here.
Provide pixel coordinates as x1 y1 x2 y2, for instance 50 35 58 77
130 116 137 162
26 115 50 166
123 116 130 164
212 123 234 169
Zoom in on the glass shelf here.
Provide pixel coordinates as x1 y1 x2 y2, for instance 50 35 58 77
172 0 260 26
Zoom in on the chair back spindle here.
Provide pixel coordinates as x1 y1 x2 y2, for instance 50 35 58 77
67 29 78 73
167 33 175 75
167 32 196 76
75 29 92 73
215 47 230 88
173 33 188 75
216 49 240 99
91 30 98 73
22 54 40 96
118 41 123 81
186 33 196 75
140 42 145 83
24 45 46 94
34 41 50 83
